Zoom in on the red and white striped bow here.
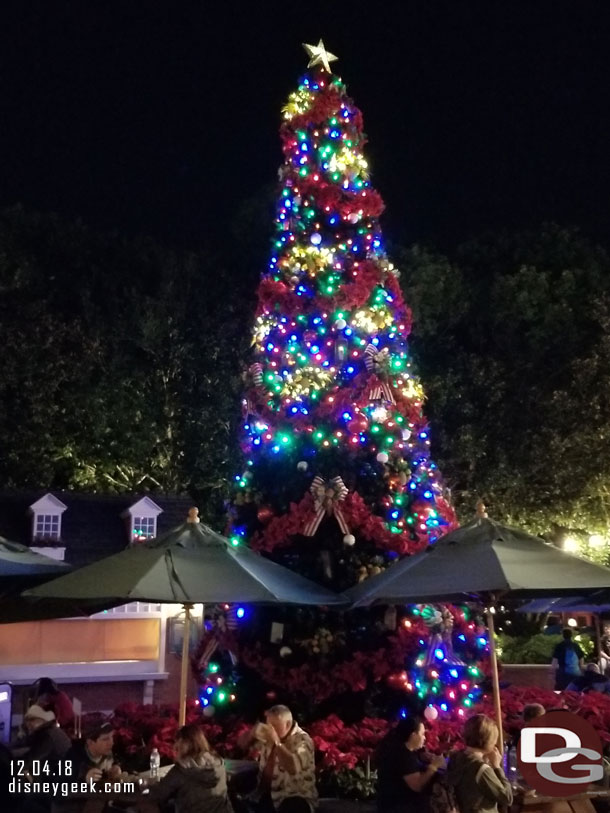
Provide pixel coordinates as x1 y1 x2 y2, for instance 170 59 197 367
249 363 264 387
303 476 350 536
196 626 238 671
197 634 220 670
364 344 395 404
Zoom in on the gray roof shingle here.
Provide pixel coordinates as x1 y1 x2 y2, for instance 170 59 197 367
0 491 194 566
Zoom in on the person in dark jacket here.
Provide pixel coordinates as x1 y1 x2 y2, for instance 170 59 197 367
374 716 445 813
16 707 71 813
23 705 72 768
62 720 119 783
51 721 121 813
142 723 233 813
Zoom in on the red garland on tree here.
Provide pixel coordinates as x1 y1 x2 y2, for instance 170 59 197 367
218 41 470 718
229 43 458 571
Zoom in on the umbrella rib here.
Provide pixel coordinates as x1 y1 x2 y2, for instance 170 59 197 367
165 550 190 603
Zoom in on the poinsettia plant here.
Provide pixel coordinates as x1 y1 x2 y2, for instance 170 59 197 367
87 685 610 796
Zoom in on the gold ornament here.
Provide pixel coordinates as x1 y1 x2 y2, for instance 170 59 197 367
302 40 338 73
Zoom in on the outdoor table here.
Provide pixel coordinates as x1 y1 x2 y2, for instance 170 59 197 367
77 759 259 813
511 785 610 812
137 757 257 782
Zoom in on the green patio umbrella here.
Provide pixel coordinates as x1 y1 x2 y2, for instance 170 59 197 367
346 503 610 750
517 594 610 614
0 536 70 582
26 508 347 724
0 536 95 623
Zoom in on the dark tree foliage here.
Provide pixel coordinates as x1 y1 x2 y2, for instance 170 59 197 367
400 224 610 553
0 205 249 523
2 207 610 551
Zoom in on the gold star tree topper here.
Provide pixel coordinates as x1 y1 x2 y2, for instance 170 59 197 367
302 39 338 73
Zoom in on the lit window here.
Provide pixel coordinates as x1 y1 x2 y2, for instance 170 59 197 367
123 497 163 545
133 516 156 541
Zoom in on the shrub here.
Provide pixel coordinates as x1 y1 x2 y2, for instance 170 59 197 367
497 632 594 664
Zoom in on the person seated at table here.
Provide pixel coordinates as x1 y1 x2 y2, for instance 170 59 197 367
523 703 545 723
447 714 513 813
10 708 69 813
140 724 232 813
51 721 122 813
22 704 71 771
31 678 75 730
65 720 121 783
238 704 317 813
509 702 545 753
374 716 445 813
566 661 610 693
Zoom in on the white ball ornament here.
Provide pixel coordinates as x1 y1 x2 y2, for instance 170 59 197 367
279 646 293 658
371 406 388 423
297 461 309 472
343 534 356 547
310 233 322 246
376 452 389 464
424 705 439 722
334 318 347 330
202 705 216 718
348 212 360 224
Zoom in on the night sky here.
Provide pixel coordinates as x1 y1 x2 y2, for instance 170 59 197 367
2 1 610 251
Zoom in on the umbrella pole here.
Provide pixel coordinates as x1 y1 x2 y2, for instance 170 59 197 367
486 605 504 754
595 613 603 665
179 603 194 727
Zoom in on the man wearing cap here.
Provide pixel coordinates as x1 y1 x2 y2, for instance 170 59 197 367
52 721 123 813
23 705 71 770
15 707 71 812
63 721 121 784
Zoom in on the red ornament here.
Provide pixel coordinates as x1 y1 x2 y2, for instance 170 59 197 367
347 415 368 434
257 506 274 524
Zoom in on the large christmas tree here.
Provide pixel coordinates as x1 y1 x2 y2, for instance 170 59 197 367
216 43 485 721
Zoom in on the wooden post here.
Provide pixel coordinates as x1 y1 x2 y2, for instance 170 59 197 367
179 603 194 727
595 613 603 666
178 507 201 727
486 604 504 754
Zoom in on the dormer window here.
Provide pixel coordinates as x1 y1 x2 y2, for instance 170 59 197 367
29 494 68 543
35 514 60 539
133 516 156 539
122 497 163 544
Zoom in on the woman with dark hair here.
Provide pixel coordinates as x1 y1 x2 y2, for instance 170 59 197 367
143 724 233 813
31 678 74 729
375 716 445 813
